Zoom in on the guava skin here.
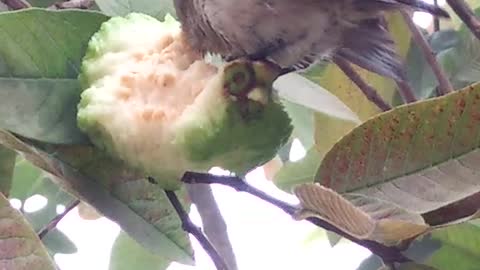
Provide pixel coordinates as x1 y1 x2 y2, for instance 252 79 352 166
77 13 293 190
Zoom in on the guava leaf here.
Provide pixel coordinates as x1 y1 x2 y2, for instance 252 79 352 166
42 228 78 255
274 73 360 123
316 83 480 226
9 158 42 200
0 130 194 264
10 158 73 230
425 223 480 270
0 192 56 270
109 231 171 270
274 147 323 193
405 30 459 100
0 8 108 144
280 100 314 148
9 157 77 255
94 0 176 19
0 78 87 144
437 15 480 89
0 145 16 196
326 231 342 247
294 184 428 245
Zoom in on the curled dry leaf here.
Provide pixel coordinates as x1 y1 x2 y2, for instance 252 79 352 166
294 183 429 245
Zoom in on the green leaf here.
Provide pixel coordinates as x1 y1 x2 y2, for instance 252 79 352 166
316 83 480 226
0 192 56 270
274 73 360 123
0 9 108 144
0 8 108 78
405 30 459 100
43 228 78 255
109 231 171 270
0 78 87 144
426 223 480 270
9 157 77 254
0 131 194 264
0 145 16 196
9 158 42 200
274 147 323 193
280 100 314 149
326 231 342 247
94 0 176 19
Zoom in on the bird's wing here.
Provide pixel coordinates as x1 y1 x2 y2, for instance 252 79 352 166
334 18 407 81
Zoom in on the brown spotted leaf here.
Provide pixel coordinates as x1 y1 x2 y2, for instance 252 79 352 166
0 192 56 270
294 184 429 245
316 83 480 226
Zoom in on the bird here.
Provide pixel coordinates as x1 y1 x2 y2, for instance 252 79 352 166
173 0 449 81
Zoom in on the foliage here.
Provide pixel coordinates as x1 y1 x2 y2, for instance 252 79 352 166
0 1 480 270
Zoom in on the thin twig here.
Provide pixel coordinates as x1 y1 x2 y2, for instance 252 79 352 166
165 190 229 270
434 0 440 32
447 0 480 40
186 185 238 270
181 172 411 264
401 11 454 95
333 57 392 111
38 200 80 239
1 0 30 9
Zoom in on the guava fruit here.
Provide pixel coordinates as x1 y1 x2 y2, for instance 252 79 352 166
77 13 293 190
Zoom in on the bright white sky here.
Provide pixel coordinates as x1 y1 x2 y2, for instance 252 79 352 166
12 5 442 270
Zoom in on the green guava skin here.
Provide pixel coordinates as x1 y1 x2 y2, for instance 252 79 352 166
77 13 293 190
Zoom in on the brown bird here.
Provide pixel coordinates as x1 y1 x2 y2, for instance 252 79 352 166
173 0 449 81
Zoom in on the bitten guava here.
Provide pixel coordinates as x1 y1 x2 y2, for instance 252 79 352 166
77 13 293 190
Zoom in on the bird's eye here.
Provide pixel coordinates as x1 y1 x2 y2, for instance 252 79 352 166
224 62 255 97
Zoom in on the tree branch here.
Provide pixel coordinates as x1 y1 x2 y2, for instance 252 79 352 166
38 199 80 239
333 57 393 111
165 190 229 270
401 11 454 96
0 0 30 9
447 0 480 40
181 172 410 264
186 185 238 270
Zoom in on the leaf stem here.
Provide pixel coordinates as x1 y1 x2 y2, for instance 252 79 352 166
38 199 80 239
181 172 411 264
401 11 454 96
333 57 393 111
164 189 229 270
